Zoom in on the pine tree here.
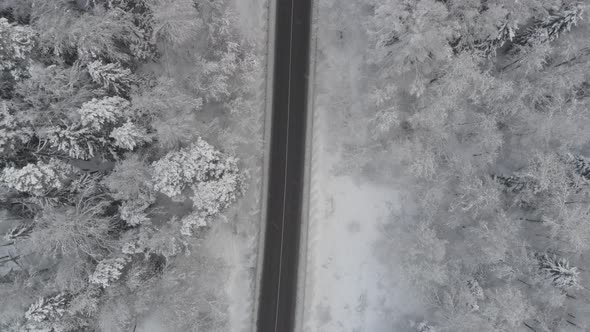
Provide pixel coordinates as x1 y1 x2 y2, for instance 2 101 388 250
514 4 584 46
536 253 579 289
568 153 590 181
0 101 32 157
467 278 484 300
43 96 147 159
0 18 36 82
477 21 516 58
87 60 134 96
25 293 70 323
4 222 33 241
491 174 536 193
152 137 243 199
78 96 130 131
89 257 129 288
416 320 437 332
152 137 244 235
0 160 67 196
109 120 151 151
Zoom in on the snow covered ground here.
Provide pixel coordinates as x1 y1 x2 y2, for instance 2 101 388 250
217 0 272 331
136 0 272 331
299 3 422 331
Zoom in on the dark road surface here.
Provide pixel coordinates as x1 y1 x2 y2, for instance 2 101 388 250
256 0 312 331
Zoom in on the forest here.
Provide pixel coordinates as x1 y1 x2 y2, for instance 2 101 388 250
0 0 266 331
320 0 590 330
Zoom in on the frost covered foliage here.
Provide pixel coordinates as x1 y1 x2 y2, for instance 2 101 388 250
0 18 36 82
24 199 116 260
31 0 153 64
153 137 244 230
0 0 258 329
89 257 129 288
193 0 257 103
0 160 69 196
25 293 69 323
45 96 150 159
477 21 516 58
122 224 187 259
331 0 590 329
103 155 155 226
536 253 579 289
514 4 585 46
4 222 33 241
416 320 437 332
492 174 539 193
0 102 32 155
110 121 149 150
567 153 590 181
87 60 134 96
78 96 130 130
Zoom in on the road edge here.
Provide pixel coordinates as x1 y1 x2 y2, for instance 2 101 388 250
294 0 319 330
251 0 276 330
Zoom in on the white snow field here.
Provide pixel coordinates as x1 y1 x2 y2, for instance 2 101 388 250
299 2 422 331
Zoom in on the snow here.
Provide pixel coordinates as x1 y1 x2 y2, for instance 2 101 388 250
300 2 422 331
301 126 421 332
216 0 271 331
303 171 420 331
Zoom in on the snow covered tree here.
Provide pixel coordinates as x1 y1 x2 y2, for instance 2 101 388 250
4 222 33 241
492 174 540 194
152 138 244 233
109 120 150 151
89 257 129 288
536 253 579 289
103 155 155 226
514 4 584 46
25 293 69 323
0 101 33 158
467 278 484 301
87 60 134 96
152 137 242 198
150 0 202 47
101 0 156 61
78 96 130 130
0 18 36 84
567 153 590 181
43 96 149 159
366 0 455 96
132 78 201 149
416 320 437 332
31 1 151 64
545 202 590 253
122 223 187 259
179 211 207 236
23 196 116 260
477 20 516 58
0 160 68 196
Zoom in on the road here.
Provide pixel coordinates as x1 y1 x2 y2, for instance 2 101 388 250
256 0 312 331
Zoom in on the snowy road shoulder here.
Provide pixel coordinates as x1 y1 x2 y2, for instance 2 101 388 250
302 154 420 331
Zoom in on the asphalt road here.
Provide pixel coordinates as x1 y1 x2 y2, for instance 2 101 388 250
256 0 312 331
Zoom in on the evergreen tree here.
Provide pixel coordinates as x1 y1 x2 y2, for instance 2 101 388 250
477 20 516 58
568 153 590 181
491 174 538 193
109 120 150 151
514 4 584 46
0 160 67 196
87 60 134 96
25 293 70 323
4 222 33 241
415 320 437 332
536 253 579 289
89 257 129 288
